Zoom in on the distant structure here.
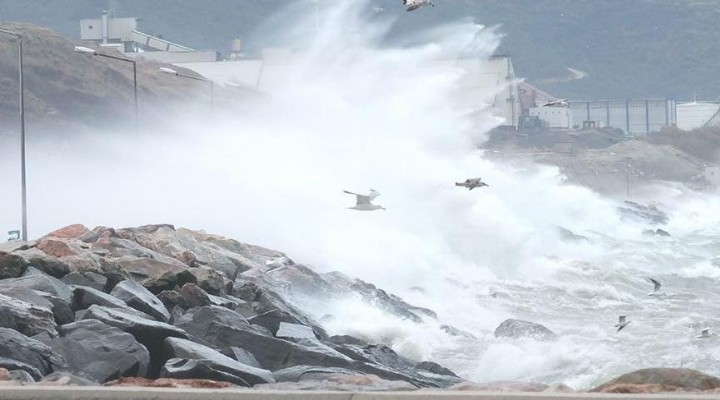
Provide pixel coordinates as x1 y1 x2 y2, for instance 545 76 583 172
80 11 218 63
676 101 720 130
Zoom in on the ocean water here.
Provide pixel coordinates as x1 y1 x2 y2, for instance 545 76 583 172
1 0 720 390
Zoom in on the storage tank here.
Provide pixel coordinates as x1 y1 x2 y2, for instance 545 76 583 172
676 101 720 131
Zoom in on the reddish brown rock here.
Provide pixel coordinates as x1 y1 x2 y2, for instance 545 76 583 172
37 238 76 258
594 383 687 393
105 377 235 389
44 225 90 240
591 368 720 392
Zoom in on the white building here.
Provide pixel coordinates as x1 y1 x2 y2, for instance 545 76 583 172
528 106 573 128
676 101 720 131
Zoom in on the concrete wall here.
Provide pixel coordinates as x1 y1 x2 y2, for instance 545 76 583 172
529 107 572 128
676 102 720 131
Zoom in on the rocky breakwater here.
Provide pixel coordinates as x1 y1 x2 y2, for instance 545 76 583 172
0 224 463 390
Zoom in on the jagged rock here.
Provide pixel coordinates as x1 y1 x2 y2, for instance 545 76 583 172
8 369 36 383
174 305 254 335
157 289 190 311
111 256 197 294
71 285 130 311
494 319 558 342
0 267 72 302
0 293 58 336
44 319 150 383
1 287 74 326
161 337 274 386
178 283 212 309
416 361 459 378
192 267 233 296
591 368 720 392
326 335 368 346
44 224 90 240
235 282 326 338
110 279 171 322
440 325 476 339
82 305 187 376
0 252 28 279
222 347 263 369
37 293 74 325
38 371 98 386
13 247 71 278
272 365 362 382
618 201 669 225
61 272 107 292
0 327 65 375
276 322 316 339
105 376 234 388
0 357 43 381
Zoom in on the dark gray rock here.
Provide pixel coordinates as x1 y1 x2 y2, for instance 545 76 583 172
439 325 476 339
416 361 459 378
61 272 107 292
272 365 360 382
222 347 263 369
0 267 72 302
46 319 150 383
326 335 368 346
110 279 171 322
0 293 58 336
70 285 129 311
161 337 274 386
13 248 70 278
248 309 320 338
0 327 65 375
39 293 74 325
494 318 558 342
174 306 254 336
0 252 28 279
8 369 36 383
0 287 73 326
618 201 669 225
82 305 187 376
0 357 43 381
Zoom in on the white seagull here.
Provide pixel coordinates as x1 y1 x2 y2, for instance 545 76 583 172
697 329 713 339
615 316 631 333
648 277 666 296
343 189 386 211
455 178 489 190
403 0 434 12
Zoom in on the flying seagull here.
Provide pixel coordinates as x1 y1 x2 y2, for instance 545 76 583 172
404 0 434 12
344 189 385 211
697 329 713 339
615 316 631 333
455 178 488 190
648 277 666 296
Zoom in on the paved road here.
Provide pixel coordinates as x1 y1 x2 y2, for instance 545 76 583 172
0 388 717 400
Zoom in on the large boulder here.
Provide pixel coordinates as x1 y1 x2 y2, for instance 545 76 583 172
61 272 107 292
0 293 58 337
70 285 131 312
0 328 65 375
591 368 720 393
110 279 171 322
42 320 150 383
82 305 187 376
0 252 28 279
111 256 197 294
0 357 43 381
160 337 274 386
494 319 558 342
12 247 71 278
0 267 72 302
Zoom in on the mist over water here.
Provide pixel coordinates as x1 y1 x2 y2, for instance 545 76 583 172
2 0 720 389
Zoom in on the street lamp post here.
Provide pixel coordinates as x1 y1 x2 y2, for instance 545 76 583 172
74 46 138 131
0 28 28 241
159 67 214 115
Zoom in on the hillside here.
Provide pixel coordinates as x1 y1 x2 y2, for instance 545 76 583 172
0 0 718 101
0 23 206 128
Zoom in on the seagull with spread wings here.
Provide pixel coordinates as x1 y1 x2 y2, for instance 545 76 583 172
343 189 386 211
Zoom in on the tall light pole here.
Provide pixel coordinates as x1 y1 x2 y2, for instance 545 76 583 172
74 46 138 131
0 28 28 241
159 67 214 115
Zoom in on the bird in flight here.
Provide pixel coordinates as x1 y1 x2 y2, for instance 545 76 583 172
455 178 489 190
647 277 666 296
697 329 713 339
404 0 434 12
615 316 631 333
343 189 386 211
